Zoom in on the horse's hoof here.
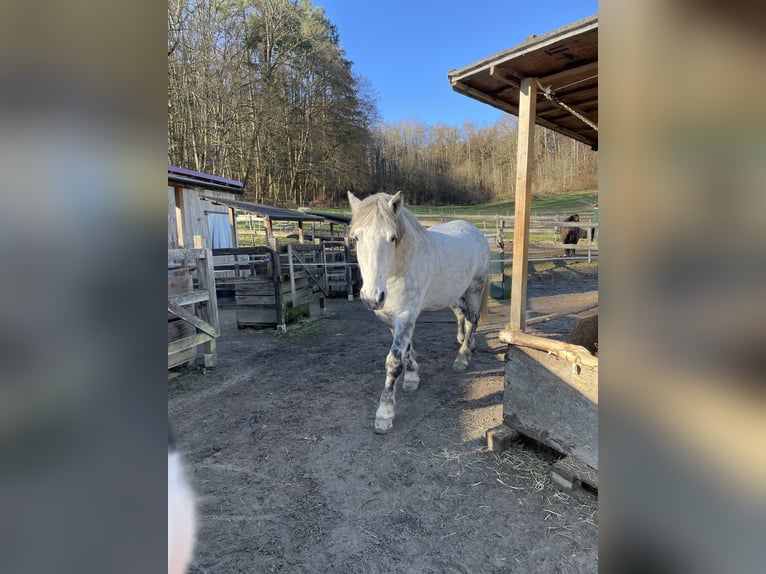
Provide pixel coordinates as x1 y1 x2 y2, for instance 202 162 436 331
452 357 469 371
374 418 393 434
402 372 420 392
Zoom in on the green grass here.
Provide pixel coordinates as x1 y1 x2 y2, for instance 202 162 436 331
407 190 598 217
293 190 597 219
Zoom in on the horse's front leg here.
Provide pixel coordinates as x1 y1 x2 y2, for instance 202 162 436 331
402 342 420 392
375 320 415 433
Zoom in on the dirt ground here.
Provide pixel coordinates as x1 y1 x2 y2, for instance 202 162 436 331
169 260 598 574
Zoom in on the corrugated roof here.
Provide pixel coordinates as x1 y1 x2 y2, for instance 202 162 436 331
168 166 244 194
448 15 598 149
200 195 325 222
305 211 351 225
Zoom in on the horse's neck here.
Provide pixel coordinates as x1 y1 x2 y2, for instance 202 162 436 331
394 221 434 275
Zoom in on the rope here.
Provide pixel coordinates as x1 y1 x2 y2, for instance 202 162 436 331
536 79 598 132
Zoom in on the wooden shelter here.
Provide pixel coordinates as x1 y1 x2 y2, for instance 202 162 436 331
168 166 243 250
449 15 599 493
198 196 334 331
199 196 324 249
167 166 240 370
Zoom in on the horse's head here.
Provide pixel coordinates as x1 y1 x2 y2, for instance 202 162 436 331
348 191 403 311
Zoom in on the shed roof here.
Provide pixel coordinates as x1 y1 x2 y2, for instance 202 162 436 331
448 15 598 149
200 195 325 222
305 211 351 225
168 165 244 194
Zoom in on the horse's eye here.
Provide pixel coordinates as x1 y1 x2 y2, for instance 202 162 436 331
389 235 397 243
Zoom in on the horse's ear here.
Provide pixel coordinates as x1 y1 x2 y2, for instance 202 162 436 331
389 191 404 214
347 191 361 212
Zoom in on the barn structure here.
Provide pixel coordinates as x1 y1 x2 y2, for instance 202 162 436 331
449 14 599 493
168 165 242 250
167 166 240 370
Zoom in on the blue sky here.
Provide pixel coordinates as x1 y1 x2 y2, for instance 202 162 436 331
317 1 598 127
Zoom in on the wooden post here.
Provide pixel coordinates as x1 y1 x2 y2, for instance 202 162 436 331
288 243 297 310
270 246 286 332
298 221 304 244
197 248 219 367
344 236 353 301
509 77 537 332
265 219 276 251
229 207 238 248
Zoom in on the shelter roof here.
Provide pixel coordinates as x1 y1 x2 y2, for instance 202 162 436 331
168 165 244 194
200 195 325 222
448 15 598 149
304 211 351 225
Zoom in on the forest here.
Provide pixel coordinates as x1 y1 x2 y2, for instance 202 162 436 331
168 0 597 207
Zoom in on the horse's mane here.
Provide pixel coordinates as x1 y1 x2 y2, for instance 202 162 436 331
350 193 428 244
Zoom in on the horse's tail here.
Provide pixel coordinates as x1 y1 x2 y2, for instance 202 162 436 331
478 274 490 325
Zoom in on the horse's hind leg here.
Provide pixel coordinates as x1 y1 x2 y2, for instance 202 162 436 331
453 280 483 372
402 342 420 392
451 299 467 345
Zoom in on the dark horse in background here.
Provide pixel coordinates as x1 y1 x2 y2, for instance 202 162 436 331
560 214 587 257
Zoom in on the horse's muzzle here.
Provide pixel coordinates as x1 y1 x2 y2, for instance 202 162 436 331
362 290 385 310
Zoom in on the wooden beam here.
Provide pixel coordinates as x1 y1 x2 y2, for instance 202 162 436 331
229 207 238 248
538 61 598 90
509 77 537 332
499 330 599 370
451 80 595 148
489 66 520 88
264 219 275 250
168 301 218 337
526 302 599 326
167 289 210 307
168 332 213 356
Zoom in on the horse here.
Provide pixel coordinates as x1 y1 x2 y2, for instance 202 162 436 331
348 191 490 433
560 213 587 257
168 427 196 574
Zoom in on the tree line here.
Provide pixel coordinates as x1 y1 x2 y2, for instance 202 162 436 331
168 0 597 207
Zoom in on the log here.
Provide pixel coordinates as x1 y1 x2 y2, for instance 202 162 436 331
526 302 598 326
499 330 599 370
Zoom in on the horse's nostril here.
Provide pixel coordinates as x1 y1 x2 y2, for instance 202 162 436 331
378 291 386 304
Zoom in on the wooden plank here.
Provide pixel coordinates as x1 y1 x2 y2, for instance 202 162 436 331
538 60 598 90
168 273 193 296
288 243 297 308
168 332 214 356
197 247 220 338
168 346 196 369
168 301 219 338
168 289 209 306
270 248 285 330
168 318 195 342
168 248 207 262
504 345 598 471
235 295 277 306
509 77 537 331
499 330 599 371
526 302 599 326
212 247 272 256
237 306 279 326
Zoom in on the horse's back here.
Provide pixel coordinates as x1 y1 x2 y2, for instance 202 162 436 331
421 220 489 310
